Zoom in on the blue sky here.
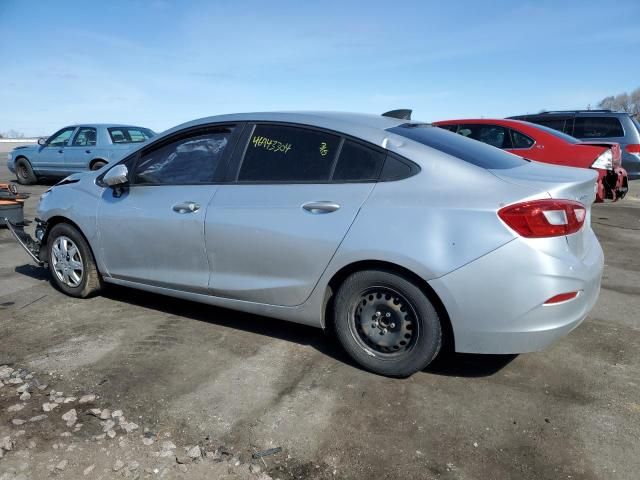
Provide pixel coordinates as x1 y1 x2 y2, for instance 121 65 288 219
1 0 639 136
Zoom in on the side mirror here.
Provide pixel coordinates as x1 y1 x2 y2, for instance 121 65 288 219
103 164 129 187
37 138 47 146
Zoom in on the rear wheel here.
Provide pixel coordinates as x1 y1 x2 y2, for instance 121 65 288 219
90 160 107 171
333 270 442 377
15 158 37 185
47 223 102 298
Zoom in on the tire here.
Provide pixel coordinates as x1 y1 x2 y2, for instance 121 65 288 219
90 160 107 171
333 270 442 377
15 158 37 185
47 223 103 298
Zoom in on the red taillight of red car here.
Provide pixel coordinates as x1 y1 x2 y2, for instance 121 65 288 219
625 144 640 154
498 199 587 238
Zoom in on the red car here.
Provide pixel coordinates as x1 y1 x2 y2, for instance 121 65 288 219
433 119 628 202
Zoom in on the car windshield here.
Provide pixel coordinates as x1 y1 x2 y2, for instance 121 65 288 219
387 123 528 169
530 123 580 144
108 127 155 144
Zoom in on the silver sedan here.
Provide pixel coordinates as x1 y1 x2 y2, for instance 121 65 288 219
8 111 604 377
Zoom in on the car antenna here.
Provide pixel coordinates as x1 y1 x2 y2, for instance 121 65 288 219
382 109 412 120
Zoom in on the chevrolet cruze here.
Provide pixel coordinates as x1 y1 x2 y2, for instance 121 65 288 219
7 111 604 377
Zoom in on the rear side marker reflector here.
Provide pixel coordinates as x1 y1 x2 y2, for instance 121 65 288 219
498 199 587 238
544 291 579 305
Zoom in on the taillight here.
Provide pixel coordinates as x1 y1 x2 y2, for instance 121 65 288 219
626 144 640 154
591 149 613 169
498 199 587 238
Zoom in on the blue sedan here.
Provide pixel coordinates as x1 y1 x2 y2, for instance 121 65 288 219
7 124 155 184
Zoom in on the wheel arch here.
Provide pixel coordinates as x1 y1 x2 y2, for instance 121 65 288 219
40 216 99 267
323 259 455 352
89 158 108 170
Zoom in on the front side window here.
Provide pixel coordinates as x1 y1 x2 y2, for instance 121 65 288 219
573 117 624 139
109 127 155 144
531 118 567 133
47 127 76 147
239 125 340 182
455 124 512 149
510 129 534 149
72 127 97 146
133 128 233 184
332 140 385 181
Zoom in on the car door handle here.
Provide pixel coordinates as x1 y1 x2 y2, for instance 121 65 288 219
302 201 340 214
85 149 91 154
58 149 64 154
172 202 200 214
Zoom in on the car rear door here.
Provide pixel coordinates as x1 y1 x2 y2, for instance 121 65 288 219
96 125 240 292
205 123 385 307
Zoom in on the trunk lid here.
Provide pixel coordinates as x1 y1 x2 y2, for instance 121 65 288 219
489 161 598 259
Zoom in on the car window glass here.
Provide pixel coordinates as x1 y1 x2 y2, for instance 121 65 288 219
388 124 527 170
455 124 512 149
239 125 339 182
134 129 233 184
573 117 624 138
332 140 385 181
109 127 154 144
510 129 534 148
47 128 75 147
72 127 97 146
531 118 566 133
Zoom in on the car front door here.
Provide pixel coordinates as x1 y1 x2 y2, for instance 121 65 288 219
65 126 97 172
96 125 239 291
34 127 77 175
205 124 385 307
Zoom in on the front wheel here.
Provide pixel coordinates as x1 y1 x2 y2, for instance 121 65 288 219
15 158 37 185
333 270 442 377
47 223 103 298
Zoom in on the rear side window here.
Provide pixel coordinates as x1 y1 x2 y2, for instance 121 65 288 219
510 129 534 148
455 124 512 149
109 127 155 144
332 140 385 181
530 118 568 133
388 124 527 170
134 128 233 184
573 117 624 138
239 125 339 182
72 127 97 146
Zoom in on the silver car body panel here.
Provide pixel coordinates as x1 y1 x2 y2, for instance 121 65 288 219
34 111 604 351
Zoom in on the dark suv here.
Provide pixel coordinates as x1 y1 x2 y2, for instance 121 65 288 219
509 110 640 179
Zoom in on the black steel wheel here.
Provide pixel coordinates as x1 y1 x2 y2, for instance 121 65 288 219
15 158 37 185
333 269 442 377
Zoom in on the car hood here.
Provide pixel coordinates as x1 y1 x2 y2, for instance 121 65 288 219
12 145 38 153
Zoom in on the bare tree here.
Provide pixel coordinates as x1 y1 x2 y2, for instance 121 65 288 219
598 88 640 115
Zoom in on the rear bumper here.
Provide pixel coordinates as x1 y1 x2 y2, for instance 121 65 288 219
594 167 628 202
429 232 604 354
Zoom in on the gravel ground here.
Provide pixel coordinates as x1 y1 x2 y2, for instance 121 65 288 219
1 142 639 480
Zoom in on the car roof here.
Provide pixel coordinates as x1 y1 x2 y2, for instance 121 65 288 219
158 111 411 146
65 124 151 129
509 110 631 118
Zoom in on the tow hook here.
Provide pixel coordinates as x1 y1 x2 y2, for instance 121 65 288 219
3 218 45 266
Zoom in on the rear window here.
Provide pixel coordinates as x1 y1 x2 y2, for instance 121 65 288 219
387 124 527 170
108 127 155 144
573 117 624 139
530 123 580 144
